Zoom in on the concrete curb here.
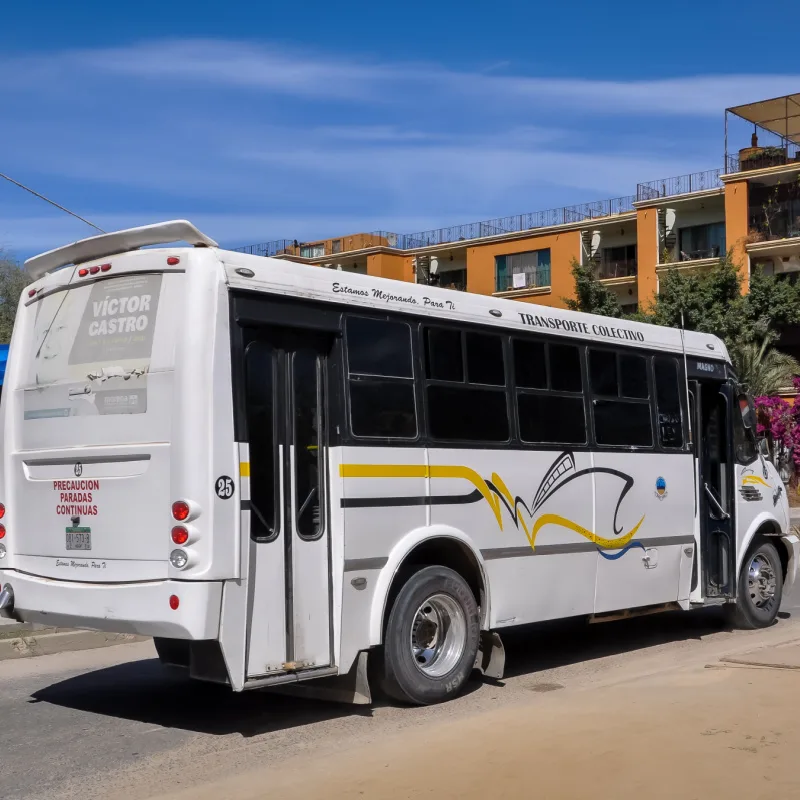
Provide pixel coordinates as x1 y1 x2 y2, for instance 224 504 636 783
0 628 148 660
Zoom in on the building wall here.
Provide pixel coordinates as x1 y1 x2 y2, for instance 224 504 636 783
724 180 750 291
367 252 414 282
465 230 582 308
636 208 659 310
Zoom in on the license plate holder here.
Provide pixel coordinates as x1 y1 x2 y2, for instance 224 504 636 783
66 528 91 551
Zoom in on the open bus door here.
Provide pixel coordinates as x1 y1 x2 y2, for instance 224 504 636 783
689 375 737 599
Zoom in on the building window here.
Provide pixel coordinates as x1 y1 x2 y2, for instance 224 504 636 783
331 239 342 254
678 222 725 261
495 249 551 292
599 244 637 279
300 243 326 258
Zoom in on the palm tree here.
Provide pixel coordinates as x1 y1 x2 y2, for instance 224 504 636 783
730 339 800 396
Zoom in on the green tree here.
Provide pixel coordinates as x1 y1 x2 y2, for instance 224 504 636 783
729 339 800 396
563 258 623 317
0 251 32 343
644 252 745 345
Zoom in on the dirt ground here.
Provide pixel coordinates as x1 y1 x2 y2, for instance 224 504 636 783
153 642 800 800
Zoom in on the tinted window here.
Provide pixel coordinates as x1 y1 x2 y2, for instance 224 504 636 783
594 400 653 447
427 385 509 442
654 357 684 448
513 339 546 389
518 394 586 444
466 332 505 386
425 328 463 382
550 343 582 392
619 354 648 399
349 379 417 439
244 342 278 541
346 317 412 378
590 349 617 395
347 316 417 439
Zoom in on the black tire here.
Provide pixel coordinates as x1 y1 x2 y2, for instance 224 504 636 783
376 565 480 706
727 540 783 630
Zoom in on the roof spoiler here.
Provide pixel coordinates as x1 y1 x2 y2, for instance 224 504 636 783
23 220 219 281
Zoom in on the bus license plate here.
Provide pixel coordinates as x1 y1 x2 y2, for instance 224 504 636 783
66 529 91 551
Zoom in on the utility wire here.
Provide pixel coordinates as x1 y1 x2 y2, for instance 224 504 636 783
0 171 105 234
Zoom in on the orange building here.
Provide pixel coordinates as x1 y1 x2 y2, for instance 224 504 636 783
238 93 800 320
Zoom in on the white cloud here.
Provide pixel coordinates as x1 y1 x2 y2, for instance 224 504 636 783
57 39 800 117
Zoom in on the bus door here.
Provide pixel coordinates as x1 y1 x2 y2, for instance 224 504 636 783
242 326 334 678
689 378 736 599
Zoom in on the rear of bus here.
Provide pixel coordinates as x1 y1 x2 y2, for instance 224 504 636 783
0 225 235 644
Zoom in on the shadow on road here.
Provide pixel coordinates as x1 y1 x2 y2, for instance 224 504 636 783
32 657 375 737
31 604 777 738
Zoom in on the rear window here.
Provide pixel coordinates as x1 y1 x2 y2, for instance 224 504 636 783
24 273 167 418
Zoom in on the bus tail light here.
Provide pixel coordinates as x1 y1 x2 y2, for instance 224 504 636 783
0 524 5 539
170 549 189 569
0 503 5 519
172 501 191 522
171 526 189 545
169 594 180 610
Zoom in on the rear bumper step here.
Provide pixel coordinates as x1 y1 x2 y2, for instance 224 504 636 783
0 569 222 639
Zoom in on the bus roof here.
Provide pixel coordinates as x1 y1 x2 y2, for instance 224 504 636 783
24 220 218 280
223 249 730 363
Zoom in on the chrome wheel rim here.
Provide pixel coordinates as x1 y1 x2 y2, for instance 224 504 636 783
410 593 467 678
748 553 777 608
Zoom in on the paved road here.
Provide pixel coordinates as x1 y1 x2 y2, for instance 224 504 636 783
2 586 800 800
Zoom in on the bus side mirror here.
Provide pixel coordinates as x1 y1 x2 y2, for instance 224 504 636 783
738 394 756 431
758 437 770 459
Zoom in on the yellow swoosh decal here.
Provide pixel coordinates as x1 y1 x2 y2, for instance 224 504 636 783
529 513 645 551
339 463 644 551
742 475 770 488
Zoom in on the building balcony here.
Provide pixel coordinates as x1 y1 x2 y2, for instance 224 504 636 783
596 259 637 280
495 267 551 294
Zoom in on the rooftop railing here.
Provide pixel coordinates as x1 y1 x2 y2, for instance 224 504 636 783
636 169 724 202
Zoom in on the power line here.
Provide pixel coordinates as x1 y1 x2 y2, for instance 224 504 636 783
0 171 105 235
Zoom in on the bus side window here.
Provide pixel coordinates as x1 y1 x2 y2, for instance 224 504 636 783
654 357 684 449
589 348 653 448
345 316 418 439
513 338 586 445
424 326 509 443
244 341 279 542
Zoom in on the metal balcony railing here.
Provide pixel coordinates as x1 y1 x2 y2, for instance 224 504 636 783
496 266 551 293
636 169 724 202
596 260 637 279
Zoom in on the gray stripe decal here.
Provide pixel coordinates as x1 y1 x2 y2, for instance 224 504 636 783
481 534 695 561
344 557 389 572
24 454 152 466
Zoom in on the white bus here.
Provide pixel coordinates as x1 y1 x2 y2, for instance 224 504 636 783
0 221 796 705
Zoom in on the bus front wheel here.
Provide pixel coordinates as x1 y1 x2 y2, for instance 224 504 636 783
727 540 783 630
377 565 480 705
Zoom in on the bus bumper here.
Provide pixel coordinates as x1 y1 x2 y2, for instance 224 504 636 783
0 569 222 640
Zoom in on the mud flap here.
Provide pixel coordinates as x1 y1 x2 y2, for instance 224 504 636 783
474 630 505 680
265 651 372 705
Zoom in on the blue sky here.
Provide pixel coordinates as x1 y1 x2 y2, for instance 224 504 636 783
1 0 798 259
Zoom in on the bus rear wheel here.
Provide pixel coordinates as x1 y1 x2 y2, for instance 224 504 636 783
728 540 783 630
377 565 480 705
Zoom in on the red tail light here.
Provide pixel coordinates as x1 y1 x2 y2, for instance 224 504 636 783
169 595 180 610
167 256 180 266
78 268 89 277
89 266 100 275
172 501 190 522
171 526 189 545
28 288 36 298
0 524 6 539
0 503 5 519
100 264 112 272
